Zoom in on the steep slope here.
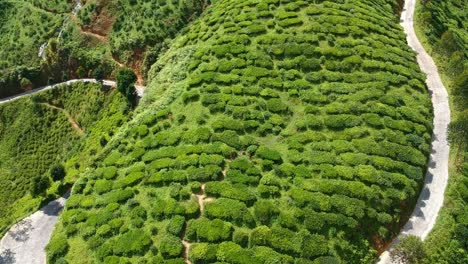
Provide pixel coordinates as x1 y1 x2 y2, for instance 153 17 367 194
0 82 130 237
49 0 433 263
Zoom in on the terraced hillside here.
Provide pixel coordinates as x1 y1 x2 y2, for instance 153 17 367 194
0 82 129 237
49 0 433 263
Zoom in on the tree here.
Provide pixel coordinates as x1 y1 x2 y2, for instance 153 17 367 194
390 235 426 264
116 68 137 103
93 66 105 83
31 175 49 197
50 164 66 181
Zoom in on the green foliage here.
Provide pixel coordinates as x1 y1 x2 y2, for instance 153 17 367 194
49 0 434 263
391 235 426 264
50 164 66 181
116 68 137 103
187 218 232 243
160 234 183 258
30 175 50 197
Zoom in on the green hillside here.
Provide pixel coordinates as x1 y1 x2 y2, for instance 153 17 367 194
0 0 206 97
0 82 130 236
416 0 468 262
0 0 69 97
48 0 433 263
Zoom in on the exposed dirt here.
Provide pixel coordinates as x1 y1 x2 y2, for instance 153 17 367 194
80 29 107 42
80 0 114 37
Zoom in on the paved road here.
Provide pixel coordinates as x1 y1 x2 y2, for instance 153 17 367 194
377 0 451 263
0 79 145 105
0 193 69 264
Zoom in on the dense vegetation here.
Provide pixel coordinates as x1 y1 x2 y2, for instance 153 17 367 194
75 0 207 78
48 0 433 263
0 82 130 237
415 0 468 262
0 0 69 97
0 0 206 98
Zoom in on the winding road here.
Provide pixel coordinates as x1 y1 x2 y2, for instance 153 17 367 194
0 79 145 105
377 0 451 262
0 193 69 264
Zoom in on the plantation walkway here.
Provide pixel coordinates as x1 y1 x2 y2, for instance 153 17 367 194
377 0 451 263
0 193 69 264
0 79 145 105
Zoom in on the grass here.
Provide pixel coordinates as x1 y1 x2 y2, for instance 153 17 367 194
0 82 130 238
48 0 434 263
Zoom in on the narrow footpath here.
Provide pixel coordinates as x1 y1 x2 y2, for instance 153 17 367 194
377 0 451 262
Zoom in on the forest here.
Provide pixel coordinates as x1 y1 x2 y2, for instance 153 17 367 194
47 0 435 263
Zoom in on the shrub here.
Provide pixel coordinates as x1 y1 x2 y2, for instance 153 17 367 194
266 98 287 113
160 235 183 258
97 189 134 205
114 171 144 188
256 146 282 162
204 198 250 223
166 215 186 236
390 235 426 263
110 229 151 256
253 199 279 225
205 181 256 204
189 243 218 263
46 233 69 262
186 218 232 242
233 228 250 247
30 175 49 197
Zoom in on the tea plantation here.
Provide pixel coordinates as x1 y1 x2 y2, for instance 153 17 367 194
48 0 433 263
0 82 130 237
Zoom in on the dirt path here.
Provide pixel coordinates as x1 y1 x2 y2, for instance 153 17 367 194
0 79 146 105
41 103 84 135
377 0 451 262
0 193 69 264
80 30 108 42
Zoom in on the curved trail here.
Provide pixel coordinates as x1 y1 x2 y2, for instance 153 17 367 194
0 79 145 105
378 0 451 262
0 193 69 264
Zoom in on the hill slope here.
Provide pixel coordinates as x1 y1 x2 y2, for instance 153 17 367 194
0 82 129 237
49 0 433 263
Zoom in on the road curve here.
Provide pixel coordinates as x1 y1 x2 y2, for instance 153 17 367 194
378 0 451 262
0 79 145 105
0 193 69 264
